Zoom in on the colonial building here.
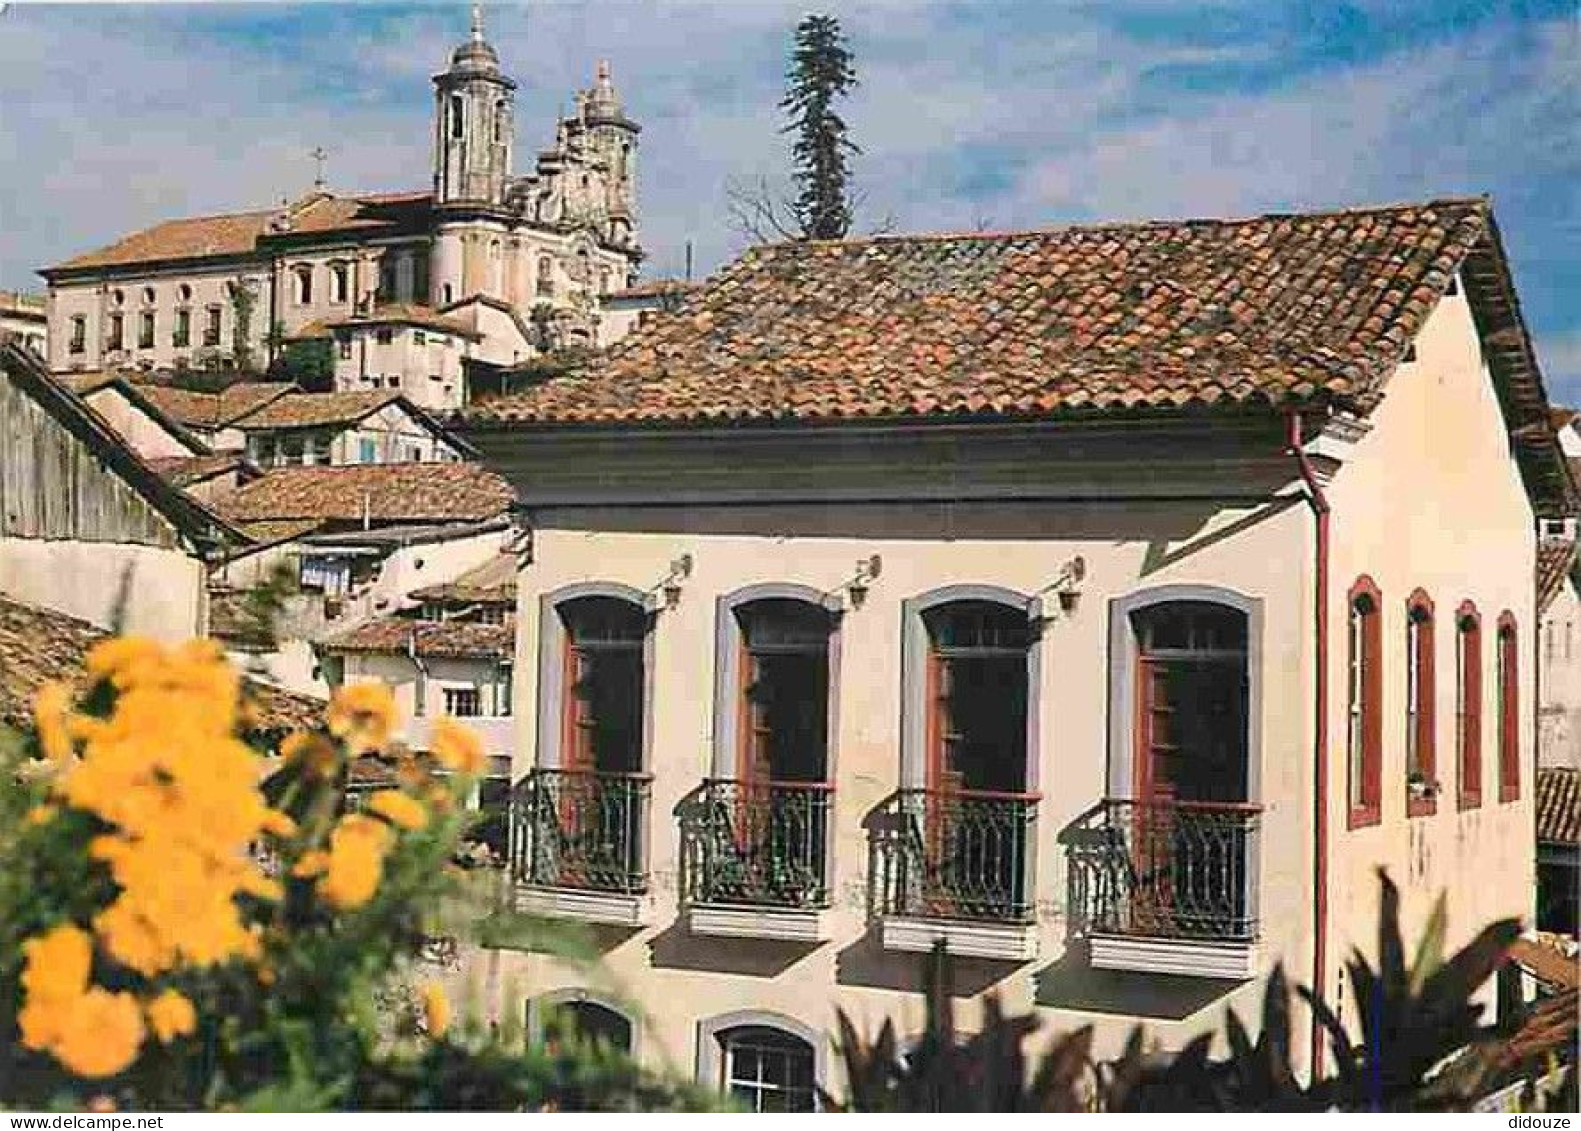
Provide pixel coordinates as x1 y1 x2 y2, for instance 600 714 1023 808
461 198 1573 1105
38 7 642 410
0 291 47 358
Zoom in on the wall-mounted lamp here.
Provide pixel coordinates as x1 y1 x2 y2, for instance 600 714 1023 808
1040 555 1086 619
844 554 883 609
654 552 694 611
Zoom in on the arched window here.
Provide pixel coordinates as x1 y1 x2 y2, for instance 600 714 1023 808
536 255 554 297
177 283 192 303
112 289 125 307
543 1000 632 1055
292 264 313 305
330 262 349 304
1497 612 1519 802
378 255 398 302
731 598 834 785
141 286 155 305
1455 601 1482 810
1347 576 1382 828
441 283 454 305
923 600 1032 796
558 596 646 775
494 99 508 143
1405 590 1436 816
450 94 464 138
718 1025 816 1112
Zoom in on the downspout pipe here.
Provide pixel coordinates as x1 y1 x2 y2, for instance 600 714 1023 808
1286 408 1331 1084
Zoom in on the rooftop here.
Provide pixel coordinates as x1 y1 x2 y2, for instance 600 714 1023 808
137 380 297 430
1537 539 1577 614
1537 766 1579 846
231 390 403 431
320 614 514 660
42 191 432 276
145 452 255 488
408 551 517 604
325 303 483 341
0 594 321 735
211 462 514 526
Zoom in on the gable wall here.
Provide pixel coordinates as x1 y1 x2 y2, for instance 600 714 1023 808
82 385 202 460
1324 279 1537 1004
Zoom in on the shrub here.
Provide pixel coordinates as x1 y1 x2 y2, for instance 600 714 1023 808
0 637 710 1111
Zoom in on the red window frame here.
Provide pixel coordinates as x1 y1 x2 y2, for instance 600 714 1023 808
1455 601 1482 810
1497 611 1520 803
1346 576 1383 829
1404 590 1436 817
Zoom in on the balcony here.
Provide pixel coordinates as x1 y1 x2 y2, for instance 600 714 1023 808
511 768 652 927
874 788 1040 961
1065 798 1261 980
680 779 833 942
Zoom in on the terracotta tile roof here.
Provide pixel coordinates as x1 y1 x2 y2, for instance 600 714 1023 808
1538 540 1577 614
320 615 514 660
325 303 483 341
233 518 325 546
1551 406 1577 432
1537 767 1580 846
44 191 431 275
232 391 401 431
137 381 296 430
467 199 1493 427
408 552 517 604
609 278 699 301
146 452 253 488
1509 938 1580 992
211 462 514 525
0 594 320 735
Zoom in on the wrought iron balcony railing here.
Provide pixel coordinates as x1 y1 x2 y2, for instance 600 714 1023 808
511 768 652 894
1065 797 1261 942
875 788 1039 923
681 778 833 909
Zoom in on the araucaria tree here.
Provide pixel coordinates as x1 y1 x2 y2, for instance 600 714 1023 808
782 13 859 240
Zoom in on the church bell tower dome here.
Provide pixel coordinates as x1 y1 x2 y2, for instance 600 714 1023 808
432 3 516 211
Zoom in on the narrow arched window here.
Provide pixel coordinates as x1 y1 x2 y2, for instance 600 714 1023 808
1455 601 1482 810
924 601 1031 795
1497 611 1519 802
718 1026 815 1112
542 1000 632 1055
494 99 507 143
1405 590 1436 816
1347 576 1382 828
733 599 834 785
559 596 646 774
450 94 464 138
330 262 349 304
292 264 313 305
536 255 554 297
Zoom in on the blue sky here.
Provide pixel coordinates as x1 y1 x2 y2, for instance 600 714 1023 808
1 1 1576 398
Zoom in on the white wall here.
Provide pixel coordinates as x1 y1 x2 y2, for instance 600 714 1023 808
0 537 205 641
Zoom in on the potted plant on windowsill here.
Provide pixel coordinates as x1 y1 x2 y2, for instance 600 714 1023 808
1407 771 1439 802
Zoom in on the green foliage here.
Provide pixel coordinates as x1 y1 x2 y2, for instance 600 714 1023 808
833 871 1558 1113
781 13 860 240
0 666 715 1112
269 337 335 390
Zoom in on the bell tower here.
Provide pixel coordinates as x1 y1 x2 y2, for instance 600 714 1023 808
432 4 516 210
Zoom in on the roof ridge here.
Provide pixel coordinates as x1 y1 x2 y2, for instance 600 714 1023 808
751 195 1493 254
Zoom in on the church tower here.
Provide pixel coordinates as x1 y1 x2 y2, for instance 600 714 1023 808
431 4 516 209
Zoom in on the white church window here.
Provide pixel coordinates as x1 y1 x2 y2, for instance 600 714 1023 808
330 263 349 304
292 265 313 306
69 316 86 354
178 283 192 303
204 306 222 347
112 289 124 307
494 100 507 143
141 287 155 305
537 256 554 297
450 95 464 139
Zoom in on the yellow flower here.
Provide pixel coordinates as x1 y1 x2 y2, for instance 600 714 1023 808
50 988 145 1078
21 925 92 1005
25 804 56 827
368 789 428 831
420 982 451 1038
431 717 485 775
280 731 339 777
260 808 298 838
146 989 197 1044
327 682 397 753
291 850 329 878
33 681 74 762
317 814 392 910
84 637 163 688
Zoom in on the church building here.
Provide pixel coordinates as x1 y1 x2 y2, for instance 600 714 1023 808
38 7 642 410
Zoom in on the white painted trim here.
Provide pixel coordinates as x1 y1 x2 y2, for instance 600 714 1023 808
1088 933 1259 980
696 1009 827 1109
515 885 647 927
687 904 830 943
526 988 642 1060
880 915 1039 962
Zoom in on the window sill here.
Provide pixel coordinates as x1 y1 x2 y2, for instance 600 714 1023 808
688 904 830 943
880 915 1039 962
1407 797 1437 818
1347 805 1381 830
1458 793 1482 812
1089 932 1259 981
516 884 646 928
